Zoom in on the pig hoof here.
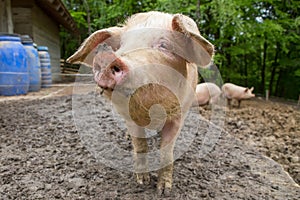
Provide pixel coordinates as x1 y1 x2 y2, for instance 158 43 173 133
157 188 163 196
136 173 150 185
157 182 172 196
157 188 171 197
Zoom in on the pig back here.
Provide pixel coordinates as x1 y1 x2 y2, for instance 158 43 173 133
222 83 248 100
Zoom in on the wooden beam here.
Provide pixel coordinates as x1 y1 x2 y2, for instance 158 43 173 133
5 0 14 33
35 0 79 35
54 4 61 11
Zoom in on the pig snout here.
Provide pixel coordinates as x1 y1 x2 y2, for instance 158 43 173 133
93 53 129 92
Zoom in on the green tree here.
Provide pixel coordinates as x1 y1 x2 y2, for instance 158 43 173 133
60 0 300 99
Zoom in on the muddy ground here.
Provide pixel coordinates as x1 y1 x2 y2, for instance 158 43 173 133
0 85 299 199
200 98 300 186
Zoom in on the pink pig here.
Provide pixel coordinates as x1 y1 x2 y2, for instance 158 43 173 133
193 82 221 106
67 11 214 195
221 83 255 108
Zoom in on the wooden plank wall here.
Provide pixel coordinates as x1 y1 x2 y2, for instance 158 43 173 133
0 0 8 32
11 0 62 83
12 7 32 36
0 0 14 33
31 5 61 82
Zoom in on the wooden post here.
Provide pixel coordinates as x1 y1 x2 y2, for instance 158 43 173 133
266 89 269 101
5 0 14 33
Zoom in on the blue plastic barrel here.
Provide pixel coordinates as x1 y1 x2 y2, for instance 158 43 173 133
0 33 29 96
21 35 41 92
37 46 52 88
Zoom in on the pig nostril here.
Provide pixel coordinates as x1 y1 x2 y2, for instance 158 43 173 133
112 65 121 74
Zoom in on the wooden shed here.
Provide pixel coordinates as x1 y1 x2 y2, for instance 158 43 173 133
0 0 78 82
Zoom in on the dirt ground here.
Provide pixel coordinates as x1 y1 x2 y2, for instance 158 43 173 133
200 98 300 186
0 85 299 199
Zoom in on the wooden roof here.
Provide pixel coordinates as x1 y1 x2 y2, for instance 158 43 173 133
35 0 79 35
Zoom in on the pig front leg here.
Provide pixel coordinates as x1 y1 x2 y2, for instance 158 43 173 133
157 117 182 195
127 122 150 185
237 99 241 108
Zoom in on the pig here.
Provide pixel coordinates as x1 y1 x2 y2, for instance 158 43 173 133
221 83 255 108
193 82 221 106
67 11 214 195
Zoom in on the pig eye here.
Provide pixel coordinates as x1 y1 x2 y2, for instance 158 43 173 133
155 38 173 52
159 42 168 49
112 65 121 74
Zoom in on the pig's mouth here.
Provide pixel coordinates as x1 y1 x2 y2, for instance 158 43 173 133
116 87 136 97
94 65 131 96
98 84 135 98
99 87 109 95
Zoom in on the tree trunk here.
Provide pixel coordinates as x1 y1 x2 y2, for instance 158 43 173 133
244 53 248 86
275 69 283 96
261 36 268 94
196 0 201 19
84 0 91 35
269 43 280 96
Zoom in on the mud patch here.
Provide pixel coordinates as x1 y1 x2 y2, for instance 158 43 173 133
0 94 299 199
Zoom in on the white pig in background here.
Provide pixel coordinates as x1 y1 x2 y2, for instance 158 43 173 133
221 83 255 108
193 82 221 106
67 11 214 195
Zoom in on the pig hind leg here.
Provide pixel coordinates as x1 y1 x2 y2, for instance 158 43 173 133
227 98 232 108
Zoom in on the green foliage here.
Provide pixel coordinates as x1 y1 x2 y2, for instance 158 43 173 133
60 0 300 100
69 11 87 28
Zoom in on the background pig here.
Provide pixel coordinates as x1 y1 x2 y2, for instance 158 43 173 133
67 11 214 195
222 83 255 108
193 82 221 106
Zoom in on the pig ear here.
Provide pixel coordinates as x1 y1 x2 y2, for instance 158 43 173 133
250 87 254 92
244 88 249 93
172 14 214 67
67 27 123 64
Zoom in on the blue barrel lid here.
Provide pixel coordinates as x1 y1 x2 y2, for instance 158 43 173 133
0 33 21 42
37 46 49 51
21 35 33 44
